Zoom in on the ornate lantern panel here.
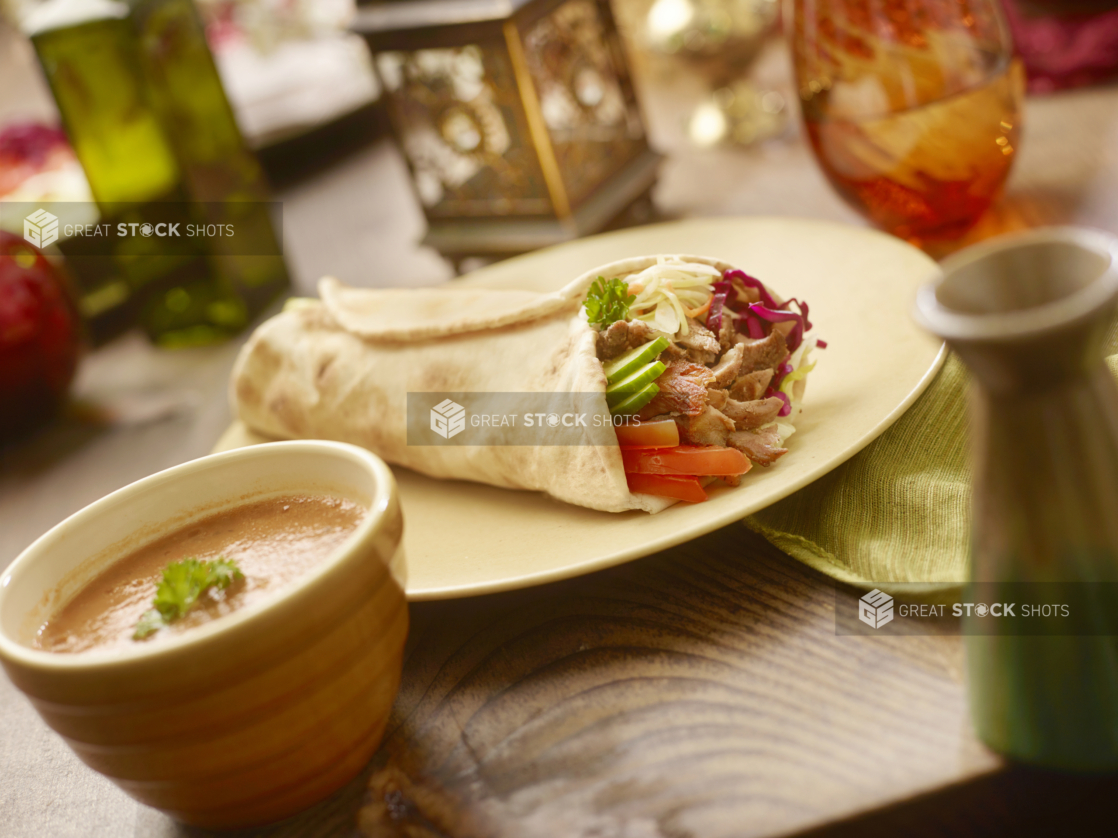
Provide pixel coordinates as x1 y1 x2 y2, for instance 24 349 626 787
376 44 552 218
520 0 646 209
353 0 660 261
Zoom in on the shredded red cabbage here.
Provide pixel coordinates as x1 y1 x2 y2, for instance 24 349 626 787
723 269 780 309
770 360 794 392
708 268 826 356
765 362 795 417
768 389 792 417
816 339 828 349
748 303 807 353
704 281 731 332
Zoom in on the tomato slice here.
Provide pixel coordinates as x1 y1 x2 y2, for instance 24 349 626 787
614 418 680 448
622 445 750 477
626 472 708 503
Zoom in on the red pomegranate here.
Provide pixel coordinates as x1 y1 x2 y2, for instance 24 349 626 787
0 230 81 444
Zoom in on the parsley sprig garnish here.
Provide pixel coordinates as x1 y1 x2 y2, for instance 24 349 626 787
584 276 635 328
133 557 244 640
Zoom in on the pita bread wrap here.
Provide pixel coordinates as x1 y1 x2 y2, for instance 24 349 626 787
231 255 809 513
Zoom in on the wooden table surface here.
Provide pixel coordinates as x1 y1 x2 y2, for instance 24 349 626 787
3 19 1118 838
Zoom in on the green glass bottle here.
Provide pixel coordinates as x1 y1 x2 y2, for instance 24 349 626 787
128 0 288 348
22 0 288 347
26 3 193 341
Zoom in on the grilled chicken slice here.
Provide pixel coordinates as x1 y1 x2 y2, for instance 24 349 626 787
735 329 788 374
721 396 785 430
640 361 714 418
728 427 788 466
625 318 657 347
718 315 736 352
729 369 773 402
677 318 720 364
596 319 665 361
709 343 745 388
677 406 735 446
595 320 630 361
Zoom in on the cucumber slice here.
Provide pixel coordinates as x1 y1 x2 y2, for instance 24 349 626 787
603 336 669 385
605 360 666 408
610 382 659 415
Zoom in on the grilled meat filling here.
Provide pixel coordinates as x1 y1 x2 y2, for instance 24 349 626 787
728 427 788 465
678 406 736 446
710 343 745 388
596 319 659 361
676 319 720 364
640 361 714 418
722 396 785 430
600 312 797 467
730 369 773 402
736 329 788 375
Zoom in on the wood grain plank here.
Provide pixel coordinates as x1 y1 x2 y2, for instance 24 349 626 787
358 527 995 838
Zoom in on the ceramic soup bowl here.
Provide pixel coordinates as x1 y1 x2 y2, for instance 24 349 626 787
0 441 407 828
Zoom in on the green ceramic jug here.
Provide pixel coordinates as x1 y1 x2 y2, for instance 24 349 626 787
916 227 1118 769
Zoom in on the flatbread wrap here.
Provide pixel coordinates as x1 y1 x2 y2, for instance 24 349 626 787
231 255 822 513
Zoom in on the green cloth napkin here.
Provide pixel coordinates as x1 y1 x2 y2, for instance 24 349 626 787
747 345 1118 594
745 353 970 593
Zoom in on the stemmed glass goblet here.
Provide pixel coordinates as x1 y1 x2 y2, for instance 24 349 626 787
788 0 1025 245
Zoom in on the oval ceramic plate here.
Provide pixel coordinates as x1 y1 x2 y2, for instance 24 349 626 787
216 217 945 600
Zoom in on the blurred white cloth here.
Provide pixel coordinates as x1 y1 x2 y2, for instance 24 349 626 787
214 33 380 147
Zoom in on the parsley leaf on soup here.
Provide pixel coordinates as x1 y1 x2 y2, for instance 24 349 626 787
133 557 244 640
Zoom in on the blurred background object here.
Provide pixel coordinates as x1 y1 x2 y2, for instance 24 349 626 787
0 229 81 445
643 0 786 147
789 0 1025 247
351 0 661 270
5 0 289 347
0 0 1115 421
0 122 92 203
685 81 786 148
195 0 381 149
1002 0 1118 93
645 0 775 79
915 227 1118 771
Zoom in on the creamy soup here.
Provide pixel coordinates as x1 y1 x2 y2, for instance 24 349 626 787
35 495 365 654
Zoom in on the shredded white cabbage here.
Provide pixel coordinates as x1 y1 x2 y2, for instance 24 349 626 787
621 256 720 337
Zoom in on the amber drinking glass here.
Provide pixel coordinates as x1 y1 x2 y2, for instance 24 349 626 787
788 0 1025 244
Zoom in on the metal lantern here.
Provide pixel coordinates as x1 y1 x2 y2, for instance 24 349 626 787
352 0 661 265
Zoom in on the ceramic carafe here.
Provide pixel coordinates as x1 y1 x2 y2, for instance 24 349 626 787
916 227 1118 769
